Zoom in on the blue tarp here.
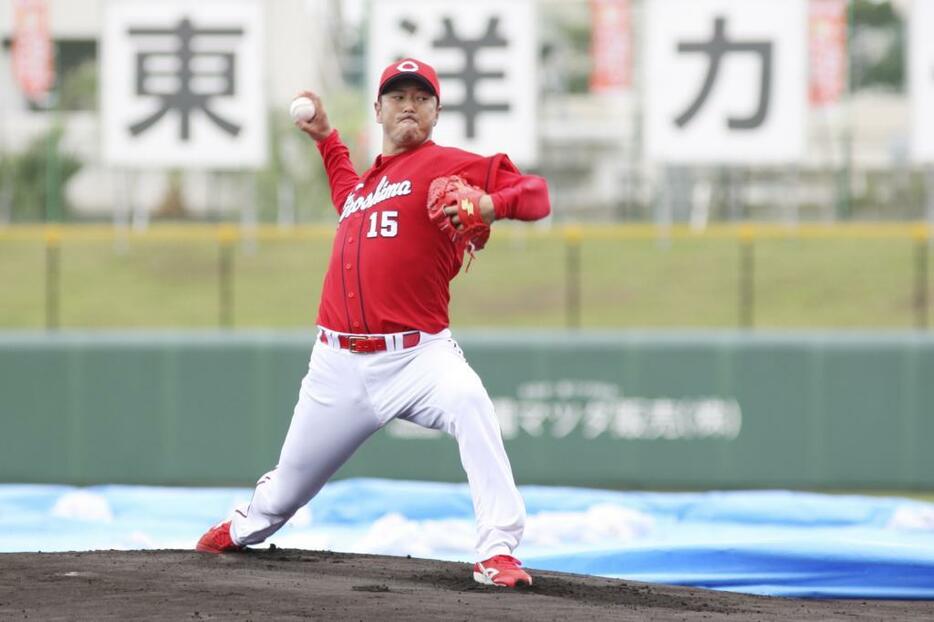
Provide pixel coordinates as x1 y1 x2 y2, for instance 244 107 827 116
2 479 933 599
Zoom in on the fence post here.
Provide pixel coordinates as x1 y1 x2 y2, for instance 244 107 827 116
739 226 755 329
565 226 583 329
218 225 236 329
914 225 929 330
44 226 61 330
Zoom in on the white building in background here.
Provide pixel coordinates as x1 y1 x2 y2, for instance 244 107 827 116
0 0 926 222
0 0 343 218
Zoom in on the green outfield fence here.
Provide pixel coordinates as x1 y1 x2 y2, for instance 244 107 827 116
1 330 932 489
0 222 931 329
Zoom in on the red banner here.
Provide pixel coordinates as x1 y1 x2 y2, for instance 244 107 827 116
590 0 632 93
809 0 848 107
12 0 55 102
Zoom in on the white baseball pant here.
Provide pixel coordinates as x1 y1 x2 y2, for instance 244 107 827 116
229 327 526 561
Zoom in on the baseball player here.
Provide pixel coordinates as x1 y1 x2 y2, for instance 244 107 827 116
196 58 550 588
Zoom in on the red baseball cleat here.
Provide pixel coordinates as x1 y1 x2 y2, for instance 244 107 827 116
195 521 242 554
473 554 533 587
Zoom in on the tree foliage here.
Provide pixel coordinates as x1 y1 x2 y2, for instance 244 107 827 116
851 0 904 91
0 127 81 222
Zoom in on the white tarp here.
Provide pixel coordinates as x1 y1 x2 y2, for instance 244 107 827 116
368 0 537 165
101 0 266 169
644 0 807 164
3 481 934 598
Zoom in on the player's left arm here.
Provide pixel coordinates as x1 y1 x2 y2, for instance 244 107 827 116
444 170 550 228
467 154 551 224
442 155 550 230
485 169 551 223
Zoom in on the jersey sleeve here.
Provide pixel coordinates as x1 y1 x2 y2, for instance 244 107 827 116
315 130 361 216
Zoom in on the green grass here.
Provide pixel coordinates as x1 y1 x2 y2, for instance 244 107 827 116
0 232 930 329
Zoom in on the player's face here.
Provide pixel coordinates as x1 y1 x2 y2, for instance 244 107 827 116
376 80 440 155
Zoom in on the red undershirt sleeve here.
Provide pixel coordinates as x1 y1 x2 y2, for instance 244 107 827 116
489 167 551 222
315 130 361 216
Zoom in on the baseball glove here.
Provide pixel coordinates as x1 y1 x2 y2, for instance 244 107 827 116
427 175 491 254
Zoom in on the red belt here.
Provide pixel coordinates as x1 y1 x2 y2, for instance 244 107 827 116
320 331 421 353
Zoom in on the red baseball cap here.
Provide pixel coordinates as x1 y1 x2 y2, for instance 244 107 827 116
378 58 441 101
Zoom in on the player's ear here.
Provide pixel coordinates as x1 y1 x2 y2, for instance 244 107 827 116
433 103 441 126
374 100 383 124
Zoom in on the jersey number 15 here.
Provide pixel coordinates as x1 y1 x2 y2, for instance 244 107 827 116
366 210 398 238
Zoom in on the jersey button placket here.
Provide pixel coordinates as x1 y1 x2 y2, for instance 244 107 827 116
343 198 368 334
341 223 362 332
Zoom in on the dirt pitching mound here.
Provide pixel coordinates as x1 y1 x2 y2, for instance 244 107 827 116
0 548 930 621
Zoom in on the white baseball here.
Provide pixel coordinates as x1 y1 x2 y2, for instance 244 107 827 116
289 96 316 123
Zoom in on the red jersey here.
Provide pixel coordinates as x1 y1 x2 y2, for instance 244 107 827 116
314 131 550 334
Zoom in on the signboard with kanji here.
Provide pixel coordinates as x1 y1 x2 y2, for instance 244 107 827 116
369 0 537 165
645 0 807 164
101 0 267 169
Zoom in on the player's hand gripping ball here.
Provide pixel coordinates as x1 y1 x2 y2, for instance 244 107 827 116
289 96 317 123
427 175 491 253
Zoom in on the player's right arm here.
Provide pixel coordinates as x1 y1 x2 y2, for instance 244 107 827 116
294 90 361 215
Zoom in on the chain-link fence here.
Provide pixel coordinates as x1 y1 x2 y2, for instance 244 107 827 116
2 222 930 330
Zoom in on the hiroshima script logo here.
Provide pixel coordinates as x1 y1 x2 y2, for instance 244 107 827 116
339 176 413 222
